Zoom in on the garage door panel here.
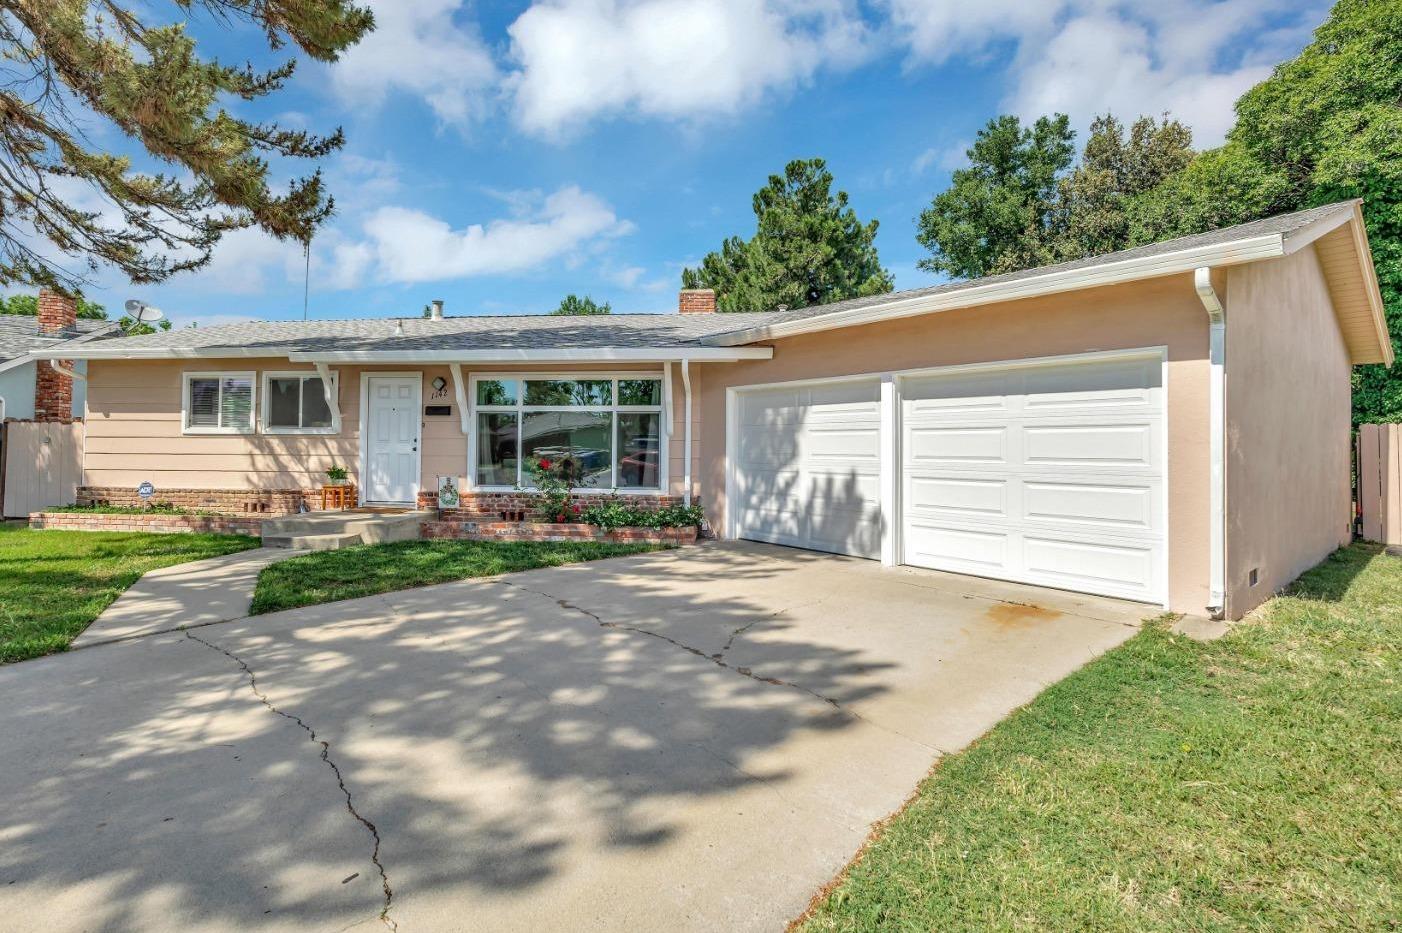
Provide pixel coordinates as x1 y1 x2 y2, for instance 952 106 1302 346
903 370 1015 411
906 425 1008 464
1022 536 1158 599
1022 356 1161 409
907 475 1007 519
1023 422 1157 467
904 521 1009 573
1022 480 1157 531
733 379 883 561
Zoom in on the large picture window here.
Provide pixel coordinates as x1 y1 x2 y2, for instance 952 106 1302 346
183 372 255 434
473 375 665 490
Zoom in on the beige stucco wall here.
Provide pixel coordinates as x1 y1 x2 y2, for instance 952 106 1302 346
83 359 697 499
1223 246 1353 617
697 273 1214 615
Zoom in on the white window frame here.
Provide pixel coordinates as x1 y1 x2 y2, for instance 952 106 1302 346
182 371 257 435
468 371 668 494
261 370 340 435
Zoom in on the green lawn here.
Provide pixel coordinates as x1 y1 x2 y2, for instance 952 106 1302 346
250 538 667 614
0 526 260 663
800 543 1401 931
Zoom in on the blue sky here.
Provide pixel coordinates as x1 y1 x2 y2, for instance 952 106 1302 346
70 0 1330 328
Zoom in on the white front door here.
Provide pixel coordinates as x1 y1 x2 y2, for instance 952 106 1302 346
731 379 883 558
364 375 421 504
900 351 1166 603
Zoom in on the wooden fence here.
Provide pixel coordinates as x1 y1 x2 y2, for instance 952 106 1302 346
1358 423 1402 546
1 421 83 518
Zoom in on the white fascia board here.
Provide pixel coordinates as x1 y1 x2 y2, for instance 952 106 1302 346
1278 201 1358 256
703 233 1288 347
287 347 774 363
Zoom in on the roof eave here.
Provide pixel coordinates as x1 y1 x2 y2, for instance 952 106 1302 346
28 345 774 363
701 232 1290 347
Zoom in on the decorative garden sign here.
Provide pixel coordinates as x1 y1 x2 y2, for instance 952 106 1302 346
438 475 461 509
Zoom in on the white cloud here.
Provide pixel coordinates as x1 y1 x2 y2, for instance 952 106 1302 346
331 0 498 128
506 0 872 137
911 140 969 175
888 0 1323 147
359 186 634 284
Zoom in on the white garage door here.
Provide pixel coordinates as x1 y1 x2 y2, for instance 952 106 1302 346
732 379 883 558
901 353 1166 603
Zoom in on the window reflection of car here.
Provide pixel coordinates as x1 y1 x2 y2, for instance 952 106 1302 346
619 434 660 485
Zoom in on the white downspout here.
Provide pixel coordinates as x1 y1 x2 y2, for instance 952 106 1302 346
48 359 85 382
1195 267 1226 618
681 358 693 507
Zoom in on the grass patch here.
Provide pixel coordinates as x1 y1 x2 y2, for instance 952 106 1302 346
799 543 1402 932
251 538 667 614
0 526 260 663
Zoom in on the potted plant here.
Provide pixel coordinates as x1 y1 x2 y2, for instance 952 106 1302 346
326 464 349 485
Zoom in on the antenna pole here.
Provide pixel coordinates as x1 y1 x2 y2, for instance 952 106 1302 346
302 237 311 321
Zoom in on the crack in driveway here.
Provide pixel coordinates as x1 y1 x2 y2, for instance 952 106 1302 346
493 580 943 753
184 630 397 931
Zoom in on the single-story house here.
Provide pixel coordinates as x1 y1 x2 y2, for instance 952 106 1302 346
33 200 1390 620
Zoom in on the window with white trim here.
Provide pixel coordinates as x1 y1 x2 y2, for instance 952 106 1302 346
263 372 337 433
472 375 665 490
183 372 255 433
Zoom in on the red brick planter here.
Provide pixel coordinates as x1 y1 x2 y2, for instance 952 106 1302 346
421 520 697 545
30 512 263 536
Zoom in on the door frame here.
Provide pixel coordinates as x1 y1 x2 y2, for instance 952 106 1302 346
724 346 1170 606
358 371 422 505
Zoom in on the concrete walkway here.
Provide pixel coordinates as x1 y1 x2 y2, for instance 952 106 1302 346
73 546 303 648
4 542 1150 932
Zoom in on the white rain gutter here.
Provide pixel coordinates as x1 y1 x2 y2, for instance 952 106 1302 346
1195 267 1226 618
313 362 342 433
681 358 693 507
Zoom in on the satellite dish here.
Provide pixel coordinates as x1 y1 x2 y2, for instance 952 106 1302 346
123 299 165 325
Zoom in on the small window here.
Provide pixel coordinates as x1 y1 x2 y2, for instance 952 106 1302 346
476 379 518 407
264 373 336 432
184 373 255 433
618 379 662 406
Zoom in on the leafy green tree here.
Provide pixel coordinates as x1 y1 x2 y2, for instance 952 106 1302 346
0 0 374 292
683 158 893 311
117 315 172 335
1044 114 1194 263
915 115 1075 278
1 293 107 318
550 294 612 315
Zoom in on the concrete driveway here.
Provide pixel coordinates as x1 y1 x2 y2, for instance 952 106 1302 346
0 542 1148 932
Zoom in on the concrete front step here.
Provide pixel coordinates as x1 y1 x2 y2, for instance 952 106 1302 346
263 531 364 551
261 509 430 548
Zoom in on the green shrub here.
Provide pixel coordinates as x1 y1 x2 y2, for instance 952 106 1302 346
578 500 704 531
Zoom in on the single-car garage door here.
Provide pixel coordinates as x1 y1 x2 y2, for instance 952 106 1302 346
901 352 1166 603
732 379 883 558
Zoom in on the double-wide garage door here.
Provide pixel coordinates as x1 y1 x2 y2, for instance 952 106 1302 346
731 352 1166 603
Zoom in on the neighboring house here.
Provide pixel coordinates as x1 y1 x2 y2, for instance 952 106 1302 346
32 201 1390 620
0 301 112 422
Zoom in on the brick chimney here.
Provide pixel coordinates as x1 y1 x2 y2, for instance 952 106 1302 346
34 289 77 421
38 288 77 334
679 288 716 314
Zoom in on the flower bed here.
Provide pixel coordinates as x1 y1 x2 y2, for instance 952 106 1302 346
30 511 263 536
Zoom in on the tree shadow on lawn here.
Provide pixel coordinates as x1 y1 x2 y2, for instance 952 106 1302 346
0 544 897 930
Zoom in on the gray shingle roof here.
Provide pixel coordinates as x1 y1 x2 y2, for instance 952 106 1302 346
0 316 111 363
74 200 1357 356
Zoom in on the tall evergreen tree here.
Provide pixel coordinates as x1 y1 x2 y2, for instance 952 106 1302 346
915 115 1075 278
0 0 374 293
683 158 892 312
